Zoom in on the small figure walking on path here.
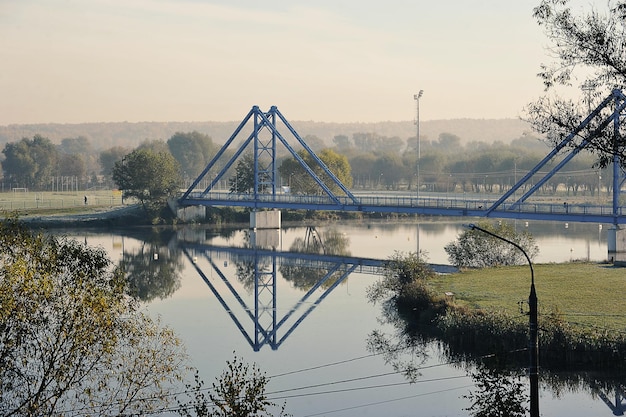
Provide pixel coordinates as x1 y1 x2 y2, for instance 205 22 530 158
84 195 88 205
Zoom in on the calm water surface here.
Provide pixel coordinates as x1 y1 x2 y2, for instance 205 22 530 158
71 219 621 416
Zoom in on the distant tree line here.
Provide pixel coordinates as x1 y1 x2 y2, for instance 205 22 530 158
337 131 609 197
0 131 220 192
0 128 610 200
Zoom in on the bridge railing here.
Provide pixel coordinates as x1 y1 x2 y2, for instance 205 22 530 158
185 191 622 217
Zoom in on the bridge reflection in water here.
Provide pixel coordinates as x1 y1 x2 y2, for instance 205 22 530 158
179 227 453 352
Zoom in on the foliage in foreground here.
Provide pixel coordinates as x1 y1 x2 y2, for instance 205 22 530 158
528 0 626 169
177 354 290 417
444 221 539 268
0 217 188 416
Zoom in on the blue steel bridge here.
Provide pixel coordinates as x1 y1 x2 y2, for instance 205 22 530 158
179 90 626 226
174 91 626 354
181 191 623 224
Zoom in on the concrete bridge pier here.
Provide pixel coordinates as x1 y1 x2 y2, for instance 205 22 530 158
170 199 205 222
250 210 281 250
607 225 626 266
250 210 281 229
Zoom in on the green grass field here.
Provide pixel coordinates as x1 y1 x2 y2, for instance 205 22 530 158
0 190 124 214
428 262 626 332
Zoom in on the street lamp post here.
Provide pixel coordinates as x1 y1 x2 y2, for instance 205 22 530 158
598 171 602 203
466 224 539 417
414 90 424 199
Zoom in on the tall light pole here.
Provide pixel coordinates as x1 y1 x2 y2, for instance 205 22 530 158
414 90 424 198
581 80 595 115
414 90 424 257
466 224 539 417
414 90 424 158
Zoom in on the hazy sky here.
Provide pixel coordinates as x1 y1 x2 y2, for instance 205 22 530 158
0 0 600 124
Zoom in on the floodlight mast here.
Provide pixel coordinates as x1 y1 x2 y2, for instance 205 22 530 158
414 90 424 199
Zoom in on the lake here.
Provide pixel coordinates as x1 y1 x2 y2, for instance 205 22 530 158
69 218 622 416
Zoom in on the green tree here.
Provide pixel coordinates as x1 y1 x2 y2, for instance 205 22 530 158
302 134 325 152
444 221 539 268
138 139 171 154
352 132 379 152
316 148 352 189
332 134 351 151
377 136 405 155
58 136 100 184
349 153 377 188
99 145 131 182
2 135 59 190
112 148 182 216
228 153 266 193
1 139 36 188
0 217 187 416
177 355 289 417
59 136 93 155
433 132 462 152
58 153 86 178
278 148 352 195
528 0 626 168
372 154 404 190
366 251 435 381
367 251 435 304
168 131 217 178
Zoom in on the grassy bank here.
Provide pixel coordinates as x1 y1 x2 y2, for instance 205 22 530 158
427 262 625 333
370 257 626 371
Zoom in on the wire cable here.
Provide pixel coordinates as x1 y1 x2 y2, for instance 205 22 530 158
269 351 389 378
47 347 527 416
266 375 470 400
300 384 475 417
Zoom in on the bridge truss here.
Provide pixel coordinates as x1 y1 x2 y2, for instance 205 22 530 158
179 105 358 206
487 88 626 227
179 95 626 225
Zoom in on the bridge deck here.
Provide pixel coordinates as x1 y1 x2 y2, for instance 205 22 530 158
179 191 625 224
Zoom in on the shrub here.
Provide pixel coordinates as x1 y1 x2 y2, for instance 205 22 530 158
444 221 539 268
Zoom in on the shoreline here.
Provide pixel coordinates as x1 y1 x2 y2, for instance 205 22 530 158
19 204 147 228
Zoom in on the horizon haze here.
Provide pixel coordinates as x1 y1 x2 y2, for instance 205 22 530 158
0 0 601 125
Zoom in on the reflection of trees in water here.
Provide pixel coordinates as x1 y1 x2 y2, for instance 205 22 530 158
366 317 428 382
233 227 352 292
464 364 528 417
205 227 240 240
234 231 259 292
235 259 271 293
122 231 184 302
280 228 351 291
286 227 350 256
310 219 605 242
